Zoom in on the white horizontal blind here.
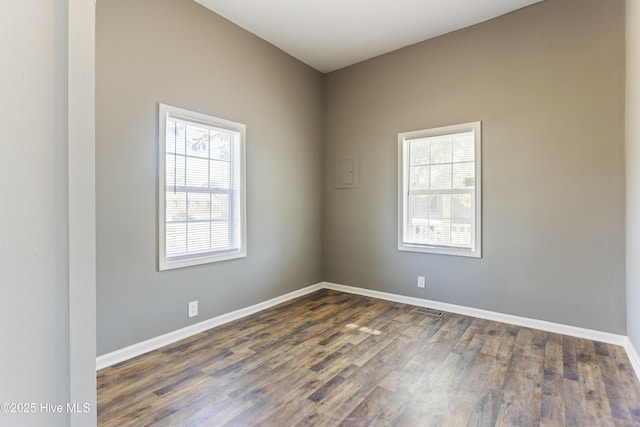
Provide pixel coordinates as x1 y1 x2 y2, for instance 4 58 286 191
159 104 245 270
399 122 481 257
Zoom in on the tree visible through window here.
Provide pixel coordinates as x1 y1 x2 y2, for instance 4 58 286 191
159 104 246 270
398 122 481 258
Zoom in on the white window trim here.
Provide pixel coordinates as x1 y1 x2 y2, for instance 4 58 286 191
398 121 482 258
158 103 247 271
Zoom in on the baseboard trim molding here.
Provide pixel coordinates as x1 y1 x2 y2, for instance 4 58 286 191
623 337 640 380
96 282 323 370
321 282 628 347
97 280 638 381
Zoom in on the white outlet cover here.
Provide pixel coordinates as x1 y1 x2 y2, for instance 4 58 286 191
188 301 198 318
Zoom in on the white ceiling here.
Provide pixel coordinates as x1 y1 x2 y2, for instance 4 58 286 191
194 0 543 73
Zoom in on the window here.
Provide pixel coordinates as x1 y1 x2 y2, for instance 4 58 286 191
398 122 481 258
158 103 246 270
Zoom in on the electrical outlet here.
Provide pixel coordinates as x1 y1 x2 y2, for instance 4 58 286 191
417 276 425 288
188 300 198 318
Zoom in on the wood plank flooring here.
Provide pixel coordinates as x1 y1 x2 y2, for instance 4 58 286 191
97 289 640 426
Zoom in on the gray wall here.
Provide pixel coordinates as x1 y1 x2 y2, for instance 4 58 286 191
323 0 626 333
98 0 627 356
97 0 324 354
627 0 640 349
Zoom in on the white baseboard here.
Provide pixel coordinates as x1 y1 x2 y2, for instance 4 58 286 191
97 280 639 383
323 282 640 381
322 282 628 346
623 337 640 381
96 282 323 370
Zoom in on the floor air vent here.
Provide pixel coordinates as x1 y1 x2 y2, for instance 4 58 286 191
415 307 443 317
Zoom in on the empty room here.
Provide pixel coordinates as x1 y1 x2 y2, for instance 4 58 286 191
4 0 640 426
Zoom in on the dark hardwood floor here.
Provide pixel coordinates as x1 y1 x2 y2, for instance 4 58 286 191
97 289 640 426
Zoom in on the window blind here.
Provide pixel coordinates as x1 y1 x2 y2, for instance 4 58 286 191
159 104 246 270
398 122 481 258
